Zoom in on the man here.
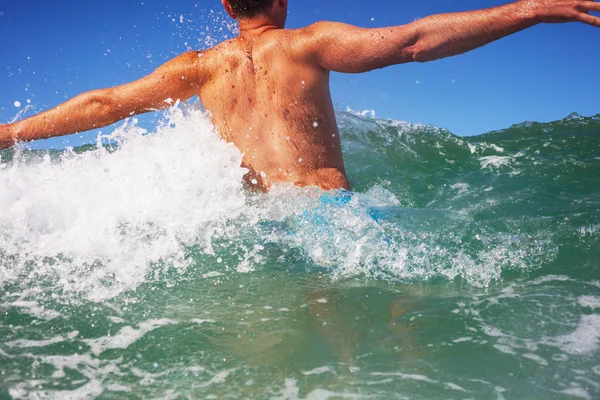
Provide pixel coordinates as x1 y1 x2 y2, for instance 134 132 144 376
0 0 598 191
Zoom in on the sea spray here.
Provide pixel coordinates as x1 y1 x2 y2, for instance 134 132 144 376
2 108 593 305
0 104 247 302
1 110 599 399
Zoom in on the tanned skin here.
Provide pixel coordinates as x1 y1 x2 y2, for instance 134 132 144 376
0 0 598 191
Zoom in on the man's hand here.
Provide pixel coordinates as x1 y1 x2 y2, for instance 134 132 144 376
0 124 15 150
532 0 600 25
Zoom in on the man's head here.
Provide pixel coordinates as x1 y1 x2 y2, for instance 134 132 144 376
222 0 287 27
225 0 275 18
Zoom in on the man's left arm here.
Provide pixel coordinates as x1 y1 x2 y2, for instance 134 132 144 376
300 0 599 73
0 51 204 149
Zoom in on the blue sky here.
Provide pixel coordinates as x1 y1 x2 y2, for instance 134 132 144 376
0 0 598 149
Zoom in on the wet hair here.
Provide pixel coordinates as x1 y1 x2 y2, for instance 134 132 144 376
228 0 276 18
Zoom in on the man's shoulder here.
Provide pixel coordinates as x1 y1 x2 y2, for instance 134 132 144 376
278 23 328 42
182 40 238 69
291 21 353 36
279 22 355 52
263 23 332 56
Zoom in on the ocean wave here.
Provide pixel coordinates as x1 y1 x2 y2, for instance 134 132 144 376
0 107 598 303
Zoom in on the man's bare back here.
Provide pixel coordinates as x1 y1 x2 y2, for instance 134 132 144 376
0 0 597 192
201 28 348 191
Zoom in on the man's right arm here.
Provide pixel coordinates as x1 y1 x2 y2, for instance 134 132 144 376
301 0 599 73
0 124 14 150
0 51 205 150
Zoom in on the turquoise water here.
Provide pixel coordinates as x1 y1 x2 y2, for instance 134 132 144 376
0 108 599 399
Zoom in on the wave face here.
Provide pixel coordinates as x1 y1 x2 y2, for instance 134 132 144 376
1 107 599 399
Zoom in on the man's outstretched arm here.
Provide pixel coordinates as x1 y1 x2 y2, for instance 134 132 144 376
0 51 204 149
302 0 599 73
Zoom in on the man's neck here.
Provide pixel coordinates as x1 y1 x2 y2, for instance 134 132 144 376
237 16 283 39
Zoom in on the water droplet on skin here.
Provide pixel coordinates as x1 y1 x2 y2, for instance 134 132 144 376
251 179 258 185
298 158 303 163
313 121 319 128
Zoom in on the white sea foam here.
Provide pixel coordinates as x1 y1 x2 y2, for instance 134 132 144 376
196 368 237 388
192 318 216 325
493 344 517 355
84 319 176 355
6 335 73 349
450 182 471 194
530 275 573 285
302 366 336 376
578 296 600 310
345 107 376 119
481 305 600 360
305 389 368 399
453 337 473 343
370 372 438 384
522 353 549 366
0 105 559 304
0 104 247 302
274 378 368 400
559 387 592 400
444 382 467 391
2 298 61 320
478 154 519 170
551 315 600 355
579 225 600 237
8 353 110 399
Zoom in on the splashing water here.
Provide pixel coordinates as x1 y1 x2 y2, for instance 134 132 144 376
0 104 248 302
0 104 571 302
0 108 599 399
